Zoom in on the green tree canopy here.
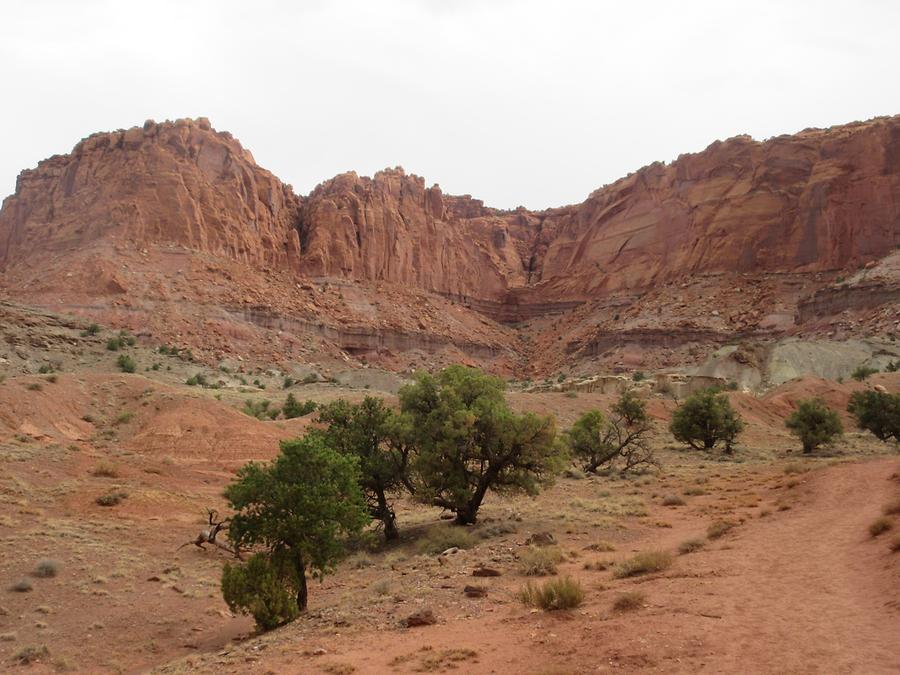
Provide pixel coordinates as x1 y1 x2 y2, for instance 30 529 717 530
567 391 656 474
669 389 744 453
848 390 900 443
223 434 369 620
400 365 562 525
316 396 415 540
785 397 843 453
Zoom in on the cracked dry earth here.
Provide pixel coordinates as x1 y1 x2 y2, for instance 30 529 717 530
154 457 900 675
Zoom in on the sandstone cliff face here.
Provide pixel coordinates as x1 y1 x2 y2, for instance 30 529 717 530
1 115 899 311
0 118 303 271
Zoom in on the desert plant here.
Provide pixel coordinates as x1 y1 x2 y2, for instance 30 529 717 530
223 434 369 619
662 494 685 506
317 396 415 540
400 365 562 524
851 365 879 381
282 393 317 419
186 373 208 387
301 373 319 385
95 491 128 507
116 354 136 373
677 538 705 554
785 398 843 454
613 550 673 578
13 645 49 665
283 376 296 389
517 546 564 576
670 389 744 453
33 560 60 578
517 576 584 610
886 360 899 373
222 553 299 631
612 591 645 611
567 392 656 475
10 578 33 592
848 390 900 442
707 519 736 539
81 323 101 337
869 517 892 537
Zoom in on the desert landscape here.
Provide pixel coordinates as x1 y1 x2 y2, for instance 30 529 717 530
0 110 897 674
2 3 900 672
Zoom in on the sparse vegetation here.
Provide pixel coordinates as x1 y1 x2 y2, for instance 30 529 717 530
670 389 744 453
282 393 317 419
10 578 33 592
613 550 673 578
707 519 736 539
81 323 101 337
95 490 128 507
517 546 564 576
517 576 584 610
13 644 49 665
869 517 892 537
186 372 208 387
414 526 477 555
92 462 119 478
851 365 879 381
785 398 843 453
678 538 705 554
33 559 60 578
662 494 685 506
243 399 280 420
116 354 136 373
612 591 645 611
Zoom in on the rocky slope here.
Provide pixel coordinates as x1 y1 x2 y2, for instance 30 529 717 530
1 115 898 375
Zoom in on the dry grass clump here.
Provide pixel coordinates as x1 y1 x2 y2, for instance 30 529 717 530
613 550 673 578
683 487 707 496
889 536 900 553
33 559 60 578
517 576 584 610
882 499 900 516
14 644 49 665
91 463 119 478
707 519 736 539
612 591 645 611
518 546 564 576
95 490 128 507
662 494 685 506
783 462 808 475
414 526 477 555
869 517 892 538
677 538 706 555
584 540 616 552
582 560 611 571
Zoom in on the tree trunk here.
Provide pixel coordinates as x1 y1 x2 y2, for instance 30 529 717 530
383 514 399 541
802 442 813 454
375 491 399 541
295 553 308 612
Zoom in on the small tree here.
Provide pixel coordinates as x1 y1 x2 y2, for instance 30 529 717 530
848 390 900 443
401 365 562 525
282 393 316 419
670 389 744 453
785 398 843 453
567 391 656 474
316 397 415 541
223 435 368 622
851 365 879 381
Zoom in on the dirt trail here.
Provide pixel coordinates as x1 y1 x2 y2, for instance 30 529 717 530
264 458 900 675
707 458 900 674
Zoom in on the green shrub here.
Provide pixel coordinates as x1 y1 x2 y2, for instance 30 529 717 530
10 578 33 592
27 382 43 391
186 373 208 387
38 364 54 374
282 393 317 419
517 546 564 576
283 376 295 389
632 371 646 382
301 373 319 385
785 398 843 454
516 576 584 610
81 323 101 337
670 389 744 453
222 553 299 631
106 337 121 351
33 559 60 578
848 390 900 442
116 354 136 373
613 550 673 578
851 365 879 381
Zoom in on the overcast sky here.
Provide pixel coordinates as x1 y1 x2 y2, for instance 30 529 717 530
2 0 899 209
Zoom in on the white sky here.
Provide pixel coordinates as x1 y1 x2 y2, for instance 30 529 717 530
2 0 899 209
